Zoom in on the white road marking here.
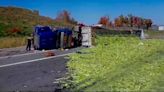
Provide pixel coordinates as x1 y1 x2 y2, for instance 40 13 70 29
0 51 40 59
0 49 59 59
0 53 74 68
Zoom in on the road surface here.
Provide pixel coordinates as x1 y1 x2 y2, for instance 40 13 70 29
0 47 83 91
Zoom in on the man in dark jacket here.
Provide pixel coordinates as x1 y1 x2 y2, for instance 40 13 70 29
78 26 82 46
26 36 32 51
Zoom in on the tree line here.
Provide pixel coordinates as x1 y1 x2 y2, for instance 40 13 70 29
98 15 153 29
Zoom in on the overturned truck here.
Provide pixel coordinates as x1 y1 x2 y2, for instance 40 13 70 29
33 26 92 50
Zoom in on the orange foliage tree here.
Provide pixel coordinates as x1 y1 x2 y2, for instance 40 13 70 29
55 10 77 25
98 16 110 26
114 18 122 27
114 14 153 29
144 19 153 29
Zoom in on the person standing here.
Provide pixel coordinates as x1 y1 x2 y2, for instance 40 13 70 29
78 26 82 46
26 36 32 51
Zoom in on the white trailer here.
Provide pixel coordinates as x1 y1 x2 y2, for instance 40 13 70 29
81 27 92 47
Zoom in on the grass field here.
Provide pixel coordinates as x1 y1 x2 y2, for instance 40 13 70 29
65 36 164 92
145 31 164 39
0 37 26 49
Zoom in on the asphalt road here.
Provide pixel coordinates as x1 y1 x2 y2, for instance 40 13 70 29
0 47 83 91
0 46 30 57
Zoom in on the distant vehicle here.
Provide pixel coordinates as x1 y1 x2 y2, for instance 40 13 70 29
150 25 159 31
158 25 164 31
92 24 103 27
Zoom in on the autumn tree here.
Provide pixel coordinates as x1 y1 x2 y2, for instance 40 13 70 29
114 18 122 27
114 15 128 27
124 16 129 26
55 10 77 25
98 16 110 26
119 15 124 26
114 14 153 29
128 14 133 27
144 19 153 29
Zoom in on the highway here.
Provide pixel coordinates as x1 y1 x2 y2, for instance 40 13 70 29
0 47 83 91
